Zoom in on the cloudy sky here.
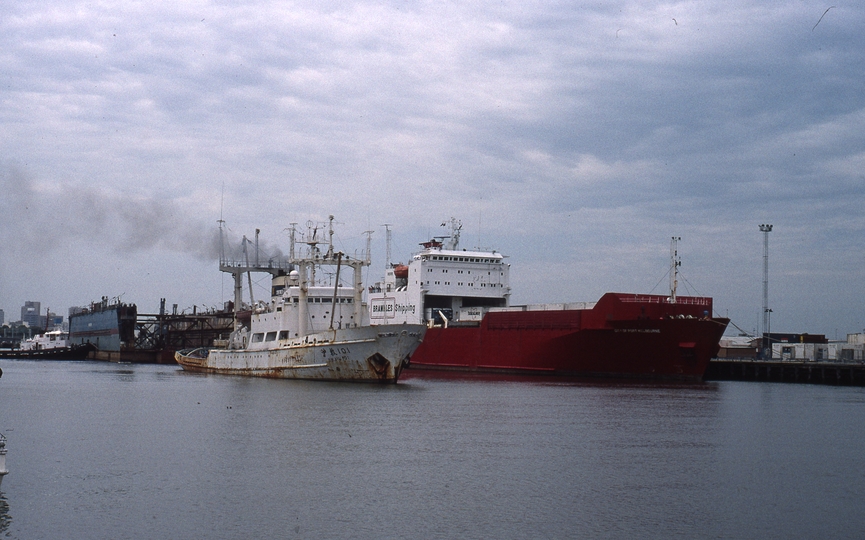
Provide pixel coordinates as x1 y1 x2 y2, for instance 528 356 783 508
1 1 863 338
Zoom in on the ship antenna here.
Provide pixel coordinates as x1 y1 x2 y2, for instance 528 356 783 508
327 215 335 259
383 224 392 268
670 236 681 303
288 223 297 261
443 217 462 250
218 219 226 265
218 180 226 264
364 229 374 265
255 228 260 267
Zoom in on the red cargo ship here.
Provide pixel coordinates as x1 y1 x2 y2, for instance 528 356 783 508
368 219 729 380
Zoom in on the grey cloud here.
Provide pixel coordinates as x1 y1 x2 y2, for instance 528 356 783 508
1 1 864 334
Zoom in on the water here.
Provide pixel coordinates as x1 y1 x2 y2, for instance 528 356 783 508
1 359 864 539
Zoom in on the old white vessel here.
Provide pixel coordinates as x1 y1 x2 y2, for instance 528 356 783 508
176 217 425 383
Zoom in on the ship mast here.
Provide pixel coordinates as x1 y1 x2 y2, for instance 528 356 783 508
219 222 292 331
669 236 681 303
326 215 335 260
217 217 366 337
242 235 255 306
383 224 392 268
288 223 297 260
443 218 462 250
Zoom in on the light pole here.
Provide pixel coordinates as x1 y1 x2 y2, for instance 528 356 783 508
760 224 773 358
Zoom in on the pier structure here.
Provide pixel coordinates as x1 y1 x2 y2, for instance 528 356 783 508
134 300 235 363
706 359 865 386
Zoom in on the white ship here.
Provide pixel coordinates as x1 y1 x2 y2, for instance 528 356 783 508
176 217 425 383
20 329 70 351
0 328 95 360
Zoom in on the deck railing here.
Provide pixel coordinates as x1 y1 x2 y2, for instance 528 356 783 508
616 294 711 306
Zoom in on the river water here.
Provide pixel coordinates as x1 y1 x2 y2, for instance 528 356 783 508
0 359 863 539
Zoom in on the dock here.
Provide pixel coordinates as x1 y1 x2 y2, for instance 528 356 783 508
706 359 865 386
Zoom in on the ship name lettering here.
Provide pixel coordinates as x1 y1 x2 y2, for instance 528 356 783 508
321 347 351 358
395 303 416 314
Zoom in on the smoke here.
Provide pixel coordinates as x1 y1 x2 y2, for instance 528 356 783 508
218 228 286 265
0 163 222 261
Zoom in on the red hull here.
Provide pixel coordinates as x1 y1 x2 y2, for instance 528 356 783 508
408 293 729 381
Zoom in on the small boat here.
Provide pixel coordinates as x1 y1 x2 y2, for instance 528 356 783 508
0 330 95 360
176 217 426 383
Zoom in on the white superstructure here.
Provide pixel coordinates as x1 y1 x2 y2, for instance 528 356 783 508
20 330 69 351
369 218 511 326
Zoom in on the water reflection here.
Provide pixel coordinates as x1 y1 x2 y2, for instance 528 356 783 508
401 368 719 390
0 492 11 535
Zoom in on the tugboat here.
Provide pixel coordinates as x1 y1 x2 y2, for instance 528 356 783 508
176 217 425 383
368 219 729 381
0 329 95 360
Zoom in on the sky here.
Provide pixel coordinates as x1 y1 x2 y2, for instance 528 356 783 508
1 1 864 338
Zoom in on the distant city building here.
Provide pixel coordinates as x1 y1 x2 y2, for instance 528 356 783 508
21 301 42 328
0 309 4 326
46 313 64 330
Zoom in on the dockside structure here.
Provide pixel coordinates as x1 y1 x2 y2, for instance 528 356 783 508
69 297 234 363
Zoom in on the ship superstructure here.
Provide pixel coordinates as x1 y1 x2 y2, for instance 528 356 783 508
369 218 512 326
20 330 70 351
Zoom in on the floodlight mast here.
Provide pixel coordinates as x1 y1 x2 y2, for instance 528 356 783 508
759 224 773 358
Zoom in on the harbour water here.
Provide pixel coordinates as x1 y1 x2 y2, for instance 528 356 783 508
1 359 864 539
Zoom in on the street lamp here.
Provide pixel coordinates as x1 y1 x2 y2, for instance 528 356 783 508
759 224 773 359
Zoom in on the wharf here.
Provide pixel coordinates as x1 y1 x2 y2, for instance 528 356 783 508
706 359 865 386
